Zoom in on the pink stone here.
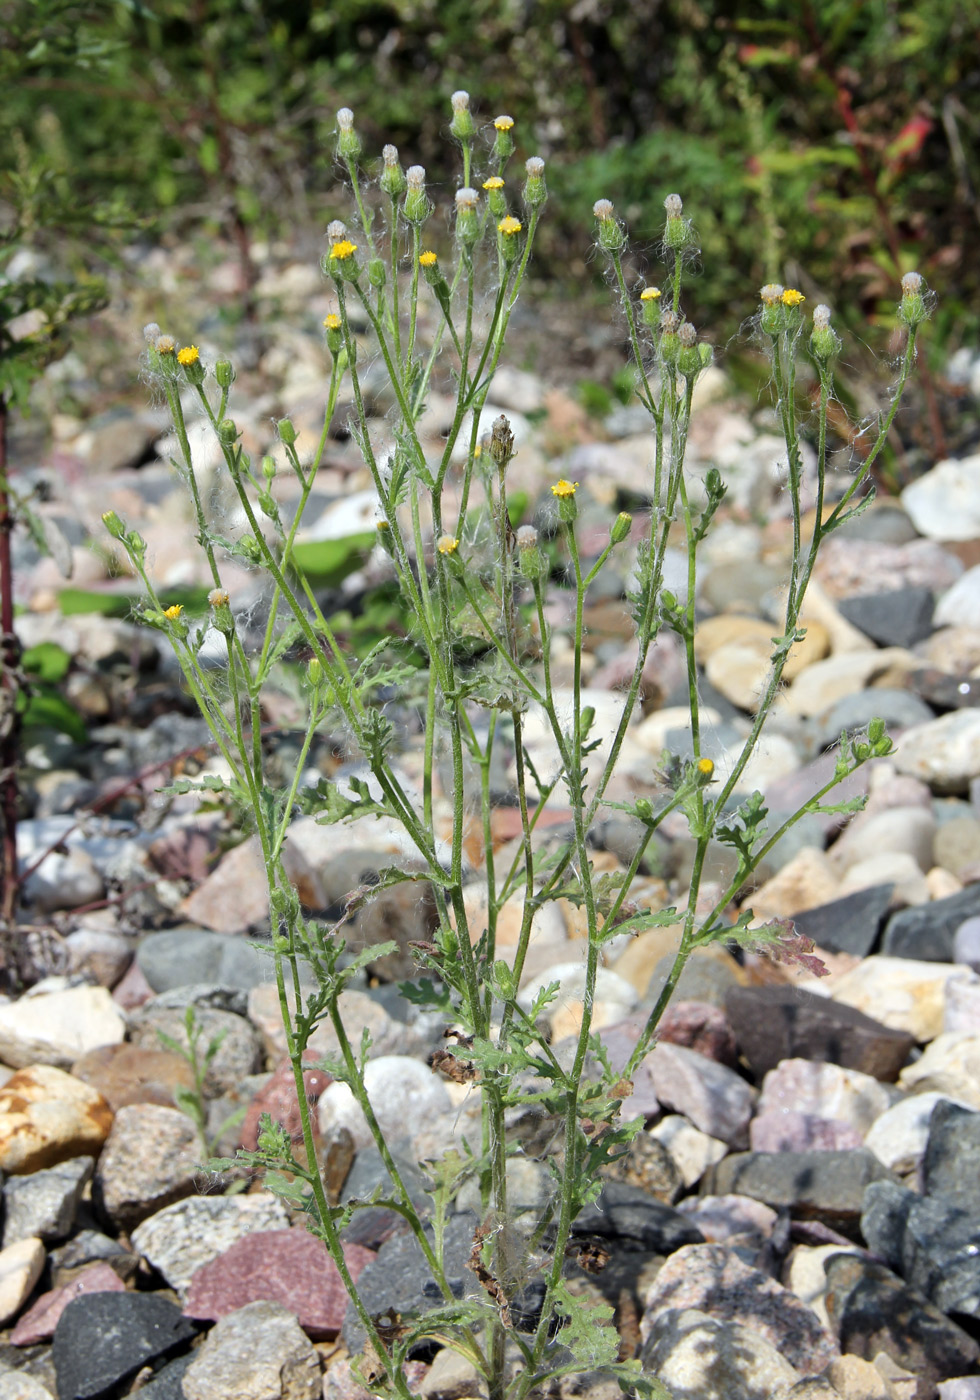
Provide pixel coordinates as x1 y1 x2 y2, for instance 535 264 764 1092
676 1193 778 1243
10 1261 125 1346
239 1055 331 1153
183 1228 374 1339
112 959 154 1011
750 1109 864 1154
647 1041 755 1147
658 1000 738 1065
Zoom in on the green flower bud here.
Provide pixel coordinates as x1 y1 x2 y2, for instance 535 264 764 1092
663 192 693 250
323 313 344 356
375 520 395 555
809 304 842 363
659 311 680 366
262 455 277 481
593 199 626 252
640 287 662 329
404 166 432 225
380 145 406 198
450 90 475 142
633 797 653 821
899 271 930 328
610 511 632 545
126 529 147 558
482 176 507 217
215 358 235 389
497 215 523 264
335 107 361 162
101 510 126 540
523 156 547 210
551 477 578 523
455 188 480 249
492 115 515 162
277 418 296 446
307 657 324 690
208 587 234 635
677 322 701 378
217 418 238 445
367 257 386 289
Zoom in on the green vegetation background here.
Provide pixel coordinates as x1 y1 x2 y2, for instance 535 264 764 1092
3 0 979 347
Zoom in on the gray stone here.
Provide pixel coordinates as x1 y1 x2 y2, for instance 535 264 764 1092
787 883 894 959
48 1230 137 1287
572 1181 704 1253
181 1300 320 1400
922 1098 980 1208
51 1291 197 1400
863 1175 980 1319
136 929 269 994
704 1149 898 1232
838 587 935 649
130 1193 290 1300
939 1382 980 1400
640 1306 801 1398
817 689 935 750
2 1158 92 1247
647 1041 755 1147
93 1103 202 1232
126 1002 261 1096
883 884 980 963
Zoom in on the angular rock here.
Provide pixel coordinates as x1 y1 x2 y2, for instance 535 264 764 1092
9 1262 125 1346
69 1043 194 1113
640 1243 839 1375
838 586 936 649
748 846 841 921
0 1376 57 1400
824 957 962 1042
641 1306 802 1398
573 1181 705 1255
657 1000 738 1065
239 1055 330 1154
790 883 894 959
48 1230 138 1287
0 1238 45 1327
954 916 980 971
179 832 321 934
704 1149 897 1233
943 971 980 1034
726 984 914 1081
883 884 980 963
901 456 980 541
893 710 980 795
934 817 980 881
0 1067 113 1175
247 983 420 1063
865 1092 970 1177
126 1004 261 1097
130 1193 290 1299
757 1059 891 1137
0 988 124 1072
831 807 937 880
93 1103 202 1231
52 1291 198 1400
318 1055 452 1153
116 1355 192 1400
939 1383 980 1400
863 1178 980 1319
184 1228 373 1338
599 1130 682 1204
823 1251 978 1396
136 927 269 994
899 1033 980 1107
2 1157 92 1247
646 1041 755 1147
675 1194 778 1246
750 1111 864 1154
922 1098 980 1206
816 690 936 752
650 1114 728 1188
784 1243 862 1331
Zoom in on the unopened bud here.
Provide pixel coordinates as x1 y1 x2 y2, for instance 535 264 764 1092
523 156 547 210
262 455 276 480
610 511 632 545
307 658 324 690
335 107 361 161
277 418 296 446
101 510 126 540
215 358 235 389
404 165 432 224
368 257 386 288
593 199 625 252
323 312 344 356
380 144 406 197
899 270 930 328
450 90 475 142
217 418 238 445
490 414 515 469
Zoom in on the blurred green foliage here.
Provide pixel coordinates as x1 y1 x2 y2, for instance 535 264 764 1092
3 0 978 341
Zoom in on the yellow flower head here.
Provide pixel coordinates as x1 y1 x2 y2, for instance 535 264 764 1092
640 287 662 301
781 288 805 307
208 588 230 607
498 216 522 237
163 604 184 621
551 479 578 499
483 176 504 191
177 346 199 366
437 535 459 555
419 251 438 267
377 519 391 531
329 240 358 261
697 757 715 777
323 313 341 330
494 115 514 131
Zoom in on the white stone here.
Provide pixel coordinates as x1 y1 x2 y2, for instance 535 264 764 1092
837 852 930 906
0 986 125 1070
829 806 937 875
759 1060 891 1137
518 962 638 1040
902 455 980 541
864 1091 973 1174
318 1055 452 1152
0 1375 56 1400
893 710 980 794
778 648 917 718
819 956 962 1042
650 1114 728 1187
21 845 104 914
718 732 801 795
0 1237 44 1326
785 1243 861 1330
634 705 723 757
643 1307 801 1395
935 565 980 630
899 1033 980 1107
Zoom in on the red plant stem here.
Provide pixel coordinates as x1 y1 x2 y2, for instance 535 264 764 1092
0 394 21 922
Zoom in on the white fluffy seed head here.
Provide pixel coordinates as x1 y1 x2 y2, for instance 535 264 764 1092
593 199 614 220
451 90 470 111
516 526 538 549
336 108 354 131
406 165 426 189
678 322 697 347
525 157 545 177
383 144 399 166
901 271 924 294
455 187 478 210
664 193 683 217
813 303 832 329
327 220 347 243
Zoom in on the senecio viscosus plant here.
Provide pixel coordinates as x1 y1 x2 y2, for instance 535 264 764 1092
104 93 931 1400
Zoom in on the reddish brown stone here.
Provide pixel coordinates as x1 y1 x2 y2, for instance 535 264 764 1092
658 1000 738 1066
111 959 154 1011
183 1228 374 1339
239 1054 331 1153
71 1043 195 1112
10 1261 125 1346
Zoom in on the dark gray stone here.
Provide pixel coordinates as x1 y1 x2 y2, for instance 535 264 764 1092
704 1150 897 1234
2 1157 92 1247
863 1176 980 1319
119 1353 193 1400
883 884 980 962
923 1099 980 1208
341 1212 480 1355
838 585 935 648
571 1181 704 1253
52 1292 197 1400
790 883 894 959
726 984 913 1081
49 1230 139 1287
840 504 919 545
824 1251 978 1395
